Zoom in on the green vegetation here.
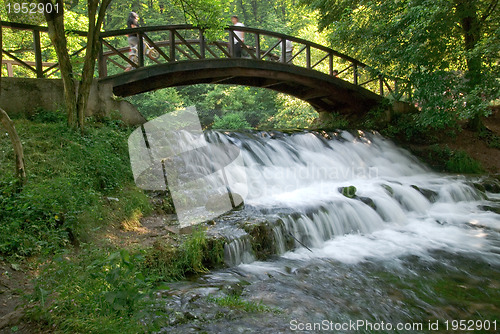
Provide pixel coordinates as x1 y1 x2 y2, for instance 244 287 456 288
0 113 151 258
28 228 224 333
143 228 225 281
1 0 499 331
340 186 357 198
207 295 279 313
304 0 499 130
29 247 152 333
423 145 484 174
213 113 252 130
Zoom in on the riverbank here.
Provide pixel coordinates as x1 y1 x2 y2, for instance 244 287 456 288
1 111 499 333
385 107 500 175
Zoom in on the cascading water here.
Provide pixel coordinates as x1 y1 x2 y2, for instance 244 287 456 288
161 129 500 333
201 130 499 265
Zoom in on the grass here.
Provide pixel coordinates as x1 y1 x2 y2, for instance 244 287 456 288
207 295 280 313
142 227 225 281
0 114 152 258
0 113 235 333
28 229 225 333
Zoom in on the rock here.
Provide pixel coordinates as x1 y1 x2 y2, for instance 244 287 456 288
339 186 357 198
205 192 244 212
357 196 376 210
411 185 438 202
381 184 394 196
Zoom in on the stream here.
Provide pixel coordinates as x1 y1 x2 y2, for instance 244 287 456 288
154 130 500 333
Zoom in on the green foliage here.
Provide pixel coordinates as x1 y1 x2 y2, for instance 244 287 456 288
178 85 278 128
427 145 484 174
213 113 252 129
304 0 499 129
340 186 357 198
207 295 278 313
270 94 318 129
143 228 224 281
479 130 500 150
28 247 153 333
382 112 437 143
0 118 151 257
125 88 185 120
27 108 67 123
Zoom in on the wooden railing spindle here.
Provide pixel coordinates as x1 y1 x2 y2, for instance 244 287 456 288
33 30 43 78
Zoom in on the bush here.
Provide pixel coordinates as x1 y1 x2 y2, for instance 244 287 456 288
0 118 151 257
212 113 252 130
427 145 484 174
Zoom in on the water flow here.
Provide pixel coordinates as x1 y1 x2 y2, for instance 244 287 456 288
160 130 500 334
202 130 500 265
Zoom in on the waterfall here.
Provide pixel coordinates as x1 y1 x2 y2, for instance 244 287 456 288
200 130 499 266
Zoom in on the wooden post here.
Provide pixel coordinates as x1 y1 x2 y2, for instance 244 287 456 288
379 75 384 96
169 29 175 62
280 38 286 63
306 45 311 69
138 31 144 67
329 53 333 76
229 29 235 58
353 63 358 85
255 33 260 60
33 30 43 78
97 39 107 78
199 29 205 59
6 63 13 77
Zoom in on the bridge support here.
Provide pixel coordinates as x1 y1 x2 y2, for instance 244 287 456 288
0 78 146 125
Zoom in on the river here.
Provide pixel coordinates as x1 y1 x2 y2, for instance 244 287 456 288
156 130 500 333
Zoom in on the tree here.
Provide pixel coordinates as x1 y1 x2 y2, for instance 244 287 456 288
0 108 26 182
39 0 112 131
303 0 499 129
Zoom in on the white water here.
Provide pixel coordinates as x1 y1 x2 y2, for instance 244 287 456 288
206 130 500 267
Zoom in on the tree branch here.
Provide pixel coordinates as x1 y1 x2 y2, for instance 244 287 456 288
481 0 498 22
0 108 26 182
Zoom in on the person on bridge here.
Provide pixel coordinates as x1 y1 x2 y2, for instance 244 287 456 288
126 12 140 71
230 15 245 58
281 39 293 64
127 12 140 49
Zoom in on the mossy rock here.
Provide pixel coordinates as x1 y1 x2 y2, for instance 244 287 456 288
203 236 226 268
238 217 293 260
381 184 394 196
411 185 438 202
339 186 357 198
357 196 376 210
478 205 500 215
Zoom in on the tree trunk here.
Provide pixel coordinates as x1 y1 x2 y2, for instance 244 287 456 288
0 108 26 183
455 0 484 131
40 0 78 128
455 0 482 85
75 0 112 132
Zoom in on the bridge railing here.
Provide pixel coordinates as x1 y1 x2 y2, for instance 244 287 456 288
98 25 412 101
0 20 87 79
1 21 412 101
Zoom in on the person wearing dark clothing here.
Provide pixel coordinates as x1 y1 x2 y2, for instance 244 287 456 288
127 12 140 48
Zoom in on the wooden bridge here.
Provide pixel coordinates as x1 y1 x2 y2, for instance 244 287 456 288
1 21 412 115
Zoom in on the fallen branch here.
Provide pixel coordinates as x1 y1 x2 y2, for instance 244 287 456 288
0 107 26 183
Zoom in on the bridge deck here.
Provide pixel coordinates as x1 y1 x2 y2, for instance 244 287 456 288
1 21 412 115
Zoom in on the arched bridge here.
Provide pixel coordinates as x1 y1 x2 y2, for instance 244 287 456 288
1 21 412 115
